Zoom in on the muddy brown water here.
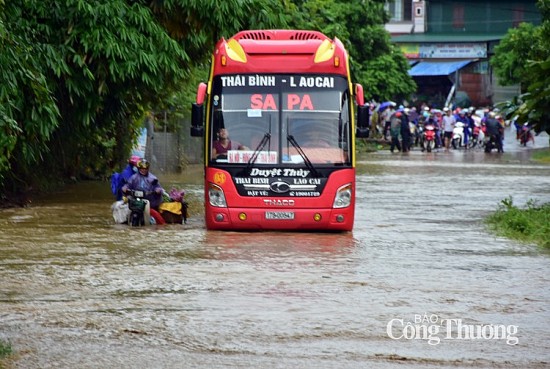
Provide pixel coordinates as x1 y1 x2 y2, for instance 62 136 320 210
1 127 549 368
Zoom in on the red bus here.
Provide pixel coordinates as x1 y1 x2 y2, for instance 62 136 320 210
191 30 369 231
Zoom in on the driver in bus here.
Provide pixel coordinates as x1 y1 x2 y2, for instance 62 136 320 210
212 127 249 159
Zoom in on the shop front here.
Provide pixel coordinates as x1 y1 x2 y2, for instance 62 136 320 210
394 35 500 108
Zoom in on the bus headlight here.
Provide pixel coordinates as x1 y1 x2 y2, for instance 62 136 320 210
333 183 352 208
208 183 227 207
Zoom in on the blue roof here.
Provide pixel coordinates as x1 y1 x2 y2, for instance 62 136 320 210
409 60 472 76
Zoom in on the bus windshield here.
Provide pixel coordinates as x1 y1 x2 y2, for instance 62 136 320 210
208 74 352 166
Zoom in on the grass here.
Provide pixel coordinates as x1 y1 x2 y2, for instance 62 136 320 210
0 339 12 369
356 138 388 153
531 148 550 164
0 340 11 358
485 197 550 248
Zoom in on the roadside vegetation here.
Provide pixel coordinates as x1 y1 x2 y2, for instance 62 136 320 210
531 148 550 164
485 197 550 248
355 138 387 153
0 339 12 369
491 1 550 137
485 150 550 249
0 0 414 204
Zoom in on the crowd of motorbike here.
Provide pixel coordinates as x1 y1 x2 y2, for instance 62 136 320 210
372 103 535 153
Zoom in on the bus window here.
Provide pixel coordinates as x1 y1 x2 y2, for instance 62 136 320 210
284 116 347 164
210 108 279 163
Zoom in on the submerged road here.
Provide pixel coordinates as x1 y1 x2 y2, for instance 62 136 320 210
0 127 549 368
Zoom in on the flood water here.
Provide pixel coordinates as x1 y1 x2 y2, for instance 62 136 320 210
1 127 549 368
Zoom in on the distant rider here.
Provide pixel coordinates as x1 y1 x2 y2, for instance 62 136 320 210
485 112 504 153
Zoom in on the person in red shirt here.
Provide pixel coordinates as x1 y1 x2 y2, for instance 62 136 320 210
212 128 248 159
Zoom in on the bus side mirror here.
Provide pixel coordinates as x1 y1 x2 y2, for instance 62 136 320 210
356 104 369 138
191 82 207 137
191 103 204 137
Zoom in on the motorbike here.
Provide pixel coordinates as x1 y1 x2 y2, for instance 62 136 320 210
421 123 436 152
451 122 467 149
112 188 189 226
126 189 154 226
111 189 157 226
484 134 502 153
519 123 535 146
470 122 485 149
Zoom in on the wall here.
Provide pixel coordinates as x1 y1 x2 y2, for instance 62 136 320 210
427 0 541 34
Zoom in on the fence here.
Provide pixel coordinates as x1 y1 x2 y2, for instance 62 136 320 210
145 118 203 173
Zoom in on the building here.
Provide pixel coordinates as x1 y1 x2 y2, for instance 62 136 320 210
386 0 541 108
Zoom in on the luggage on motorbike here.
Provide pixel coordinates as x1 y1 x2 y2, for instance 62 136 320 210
111 200 131 224
159 201 189 224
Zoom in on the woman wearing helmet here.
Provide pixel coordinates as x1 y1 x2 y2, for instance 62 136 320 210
111 155 142 201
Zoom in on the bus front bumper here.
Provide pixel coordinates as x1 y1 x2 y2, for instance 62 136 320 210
205 207 354 231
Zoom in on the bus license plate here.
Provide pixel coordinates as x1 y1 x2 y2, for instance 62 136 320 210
265 211 295 220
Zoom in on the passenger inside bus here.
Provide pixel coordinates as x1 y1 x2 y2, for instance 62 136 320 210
212 127 249 160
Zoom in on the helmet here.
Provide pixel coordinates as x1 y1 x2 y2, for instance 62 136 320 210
137 159 150 170
129 155 141 166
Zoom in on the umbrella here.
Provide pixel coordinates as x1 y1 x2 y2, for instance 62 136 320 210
378 101 396 112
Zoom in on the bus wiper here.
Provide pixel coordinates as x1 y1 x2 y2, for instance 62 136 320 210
241 132 271 175
287 135 319 177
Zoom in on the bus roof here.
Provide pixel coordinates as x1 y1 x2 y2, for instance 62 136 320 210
212 30 349 75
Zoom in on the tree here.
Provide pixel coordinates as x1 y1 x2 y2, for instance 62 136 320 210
286 0 416 102
491 23 543 88
491 0 550 135
0 0 60 183
1 0 414 203
0 0 287 200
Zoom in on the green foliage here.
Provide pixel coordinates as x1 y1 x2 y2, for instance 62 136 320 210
485 197 550 248
0 3 60 182
286 0 416 101
531 148 550 163
357 48 416 101
491 23 543 86
0 338 12 358
491 0 550 135
0 0 413 198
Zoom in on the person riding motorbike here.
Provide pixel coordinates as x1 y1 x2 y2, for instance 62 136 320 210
122 159 164 210
484 112 504 153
